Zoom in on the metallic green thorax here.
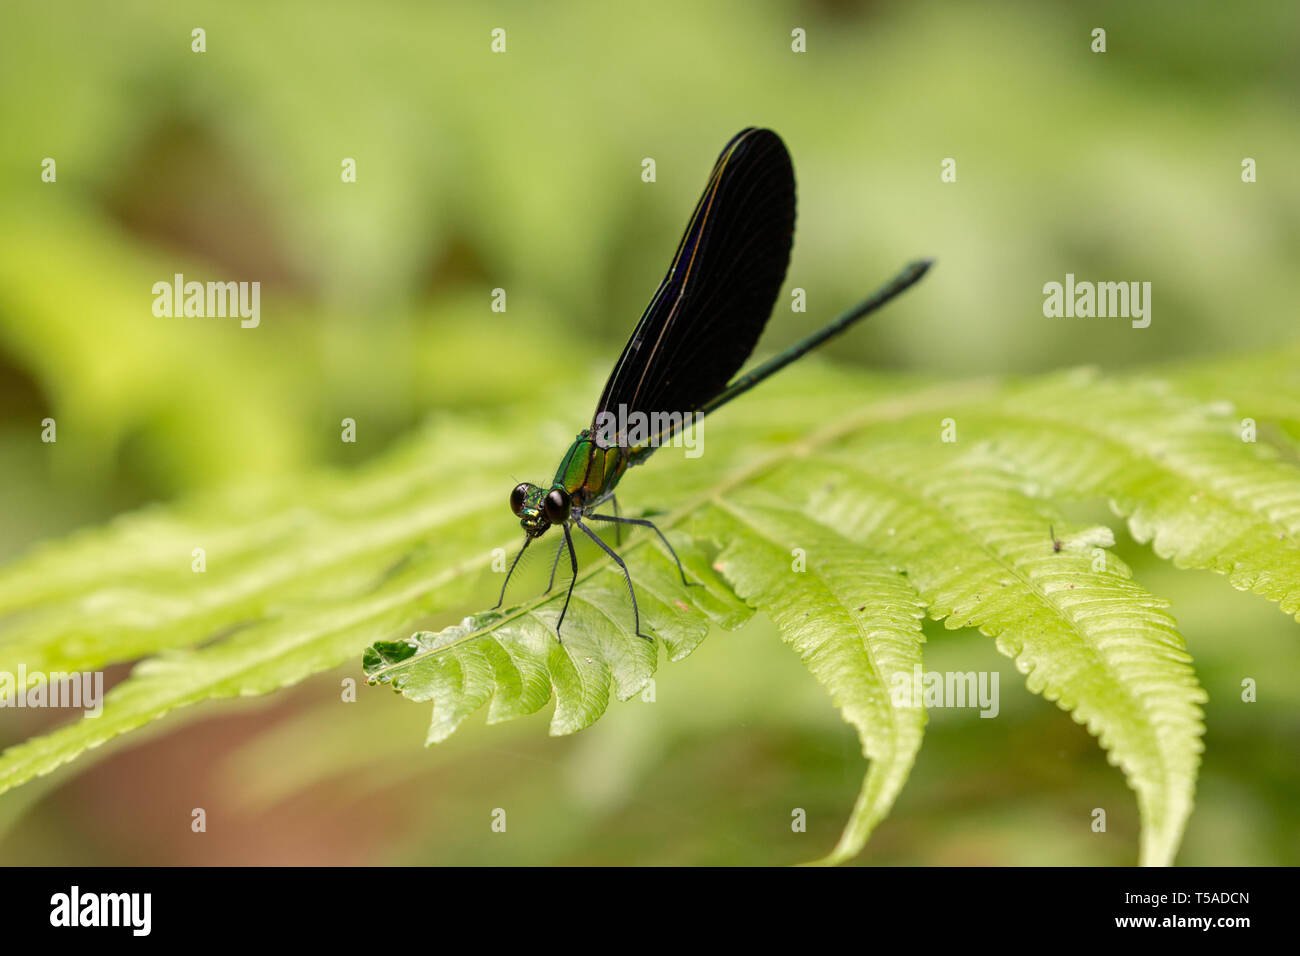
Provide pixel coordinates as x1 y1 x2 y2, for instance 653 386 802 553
553 430 629 508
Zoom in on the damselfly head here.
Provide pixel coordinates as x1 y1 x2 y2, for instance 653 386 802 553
510 482 571 537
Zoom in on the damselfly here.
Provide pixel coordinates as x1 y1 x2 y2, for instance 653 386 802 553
498 128 932 640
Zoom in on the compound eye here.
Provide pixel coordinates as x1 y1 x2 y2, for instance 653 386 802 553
510 483 529 516
544 489 571 523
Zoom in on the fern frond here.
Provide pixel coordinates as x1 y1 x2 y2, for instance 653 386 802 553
790 444 1206 865
364 534 750 740
693 499 926 865
1 354 1296 865
968 371 1300 618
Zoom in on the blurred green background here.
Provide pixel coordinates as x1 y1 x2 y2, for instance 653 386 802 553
1 0 1297 864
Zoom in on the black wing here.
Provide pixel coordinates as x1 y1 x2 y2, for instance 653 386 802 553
592 127 795 447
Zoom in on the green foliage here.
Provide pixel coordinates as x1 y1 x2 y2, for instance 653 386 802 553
3 350 1299 865
693 501 927 865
